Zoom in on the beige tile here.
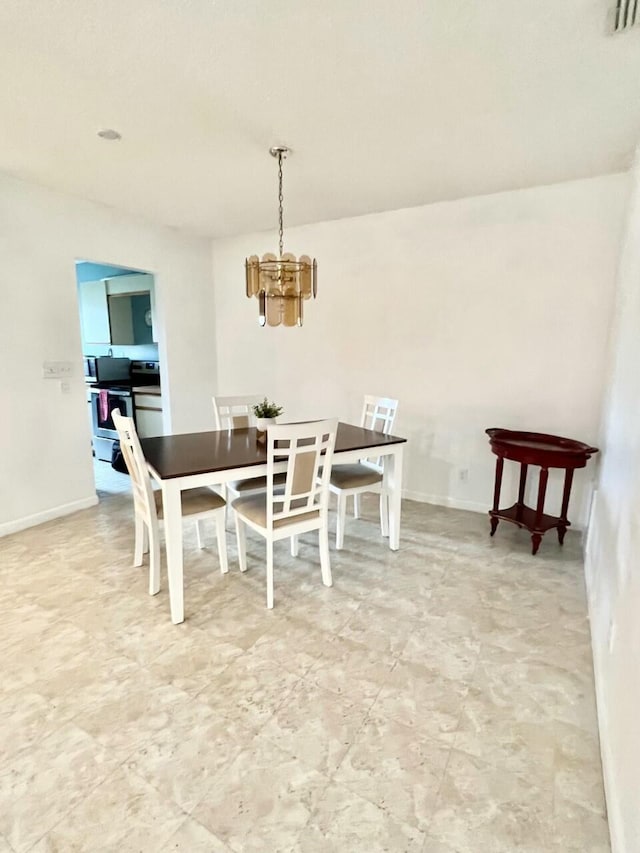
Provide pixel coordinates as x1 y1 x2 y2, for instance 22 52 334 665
400 618 481 682
126 698 254 811
334 713 450 830
148 630 245 696
1 620 99 696
0 490 608 851
328 561 386 600
192 738 330 853
337 602 414 656
474 643 600 733
453 684 557 779
43 650 145 721
186 586 277 647
429 750 554 853
194 650 300 729
274 547 381 602
420 838 465 853
299 781 426 852
0 834 14 853
474 606 593 673
0 687 54 742
282 588 362 633
249 616 338 677
261 679 370 776
25 571 120 614
365 583 437 623
0 723 120 853
0 602 62 655
64 592 181 667
551 797 611 852
373 659 469 743
377 551 449 594
159 817 231 852
553 722 607 815
30 765 186 853
306 636 396 704
71 669 194 761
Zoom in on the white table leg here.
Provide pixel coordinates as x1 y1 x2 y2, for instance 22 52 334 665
386 444 404 551
162 482 185 624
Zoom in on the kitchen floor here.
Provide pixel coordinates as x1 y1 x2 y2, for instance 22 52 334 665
0 488 609 852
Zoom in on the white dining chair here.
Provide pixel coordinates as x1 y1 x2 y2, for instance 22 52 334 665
233 418 338 609
212 395 264 432
330 395 399 549
212 394 287 510
112 409 228 595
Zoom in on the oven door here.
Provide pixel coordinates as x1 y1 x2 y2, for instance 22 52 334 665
91 390 134 438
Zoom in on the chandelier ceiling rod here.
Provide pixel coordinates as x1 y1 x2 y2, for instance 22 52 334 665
273 146 286 258
244 145 317 328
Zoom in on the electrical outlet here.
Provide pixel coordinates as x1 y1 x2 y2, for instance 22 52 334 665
60 381 71 394
459 468 469 483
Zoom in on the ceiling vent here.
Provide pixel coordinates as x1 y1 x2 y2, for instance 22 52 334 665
611 0 640 33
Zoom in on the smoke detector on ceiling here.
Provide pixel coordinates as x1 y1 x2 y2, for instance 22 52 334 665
610 0 640 33
97 129 122 141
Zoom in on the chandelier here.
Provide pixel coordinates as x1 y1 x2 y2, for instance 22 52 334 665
245 146 317 326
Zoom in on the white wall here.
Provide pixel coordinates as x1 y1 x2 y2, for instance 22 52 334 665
0 172 217 535
212 174 628 527
585 156 640 853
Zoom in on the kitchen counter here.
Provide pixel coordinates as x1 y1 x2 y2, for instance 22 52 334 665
133 386 162 395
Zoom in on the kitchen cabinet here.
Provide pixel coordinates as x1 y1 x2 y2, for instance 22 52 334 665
78 280 110 343
108 291 153 345
134 391 163 438
78 274 157 345
107 274 156 345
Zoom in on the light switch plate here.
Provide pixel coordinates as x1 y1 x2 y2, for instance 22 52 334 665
43 361 74 379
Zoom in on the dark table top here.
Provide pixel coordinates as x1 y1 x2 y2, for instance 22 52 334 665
141 421 407 480
486 428 598 468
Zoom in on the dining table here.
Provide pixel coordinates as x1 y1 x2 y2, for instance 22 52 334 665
141 421 407 623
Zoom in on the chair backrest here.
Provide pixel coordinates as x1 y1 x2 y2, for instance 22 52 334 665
360 396 399 472
112 408 157 524
361 395 399 434
212 395 264 430
266 419 338 529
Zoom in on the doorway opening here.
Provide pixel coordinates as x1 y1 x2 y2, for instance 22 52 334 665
75 259 162 498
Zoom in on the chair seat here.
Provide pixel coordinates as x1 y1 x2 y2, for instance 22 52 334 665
232 493 319 529
330 463 383 489
155 487 226 520
229 472 288 493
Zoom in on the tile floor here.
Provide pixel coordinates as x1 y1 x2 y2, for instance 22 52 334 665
0 460 610 852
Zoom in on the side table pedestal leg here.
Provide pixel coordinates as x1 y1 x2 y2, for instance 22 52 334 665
558 468 574 546
516 463 528 521
531 466 549 556
489 457 504 537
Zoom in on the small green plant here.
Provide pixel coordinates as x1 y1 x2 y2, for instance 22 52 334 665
253 398 284 419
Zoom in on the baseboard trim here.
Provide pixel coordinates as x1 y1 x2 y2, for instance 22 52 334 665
584 544 623 853
402 490 487 514
0 495 99 538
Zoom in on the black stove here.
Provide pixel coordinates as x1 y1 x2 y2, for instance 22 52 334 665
90 380 133 391
131 360 161 387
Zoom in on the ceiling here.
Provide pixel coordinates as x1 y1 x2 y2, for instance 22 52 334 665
1 0 639 238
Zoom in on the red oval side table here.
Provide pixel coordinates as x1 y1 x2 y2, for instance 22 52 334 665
486 428 598 555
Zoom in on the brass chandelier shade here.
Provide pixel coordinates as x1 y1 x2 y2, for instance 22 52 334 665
245 146 317 327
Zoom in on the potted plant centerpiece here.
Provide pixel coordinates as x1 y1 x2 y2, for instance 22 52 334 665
253 397 284 441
